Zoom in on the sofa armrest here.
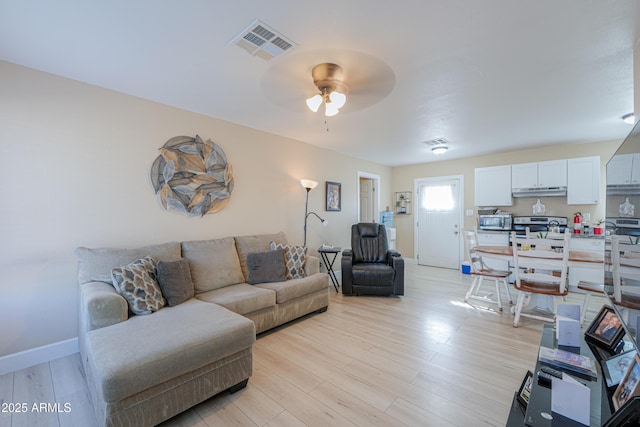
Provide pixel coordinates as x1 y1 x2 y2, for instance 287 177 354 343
305 255 320 276
79 281 128 334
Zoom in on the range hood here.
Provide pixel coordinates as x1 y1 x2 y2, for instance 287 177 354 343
606 184 640 195
511 186 567 198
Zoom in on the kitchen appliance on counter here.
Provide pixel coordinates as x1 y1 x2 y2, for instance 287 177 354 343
478 212 512 231
513 216 568 235
606 217 640 236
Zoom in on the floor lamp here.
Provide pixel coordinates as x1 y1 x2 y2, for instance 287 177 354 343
301 179 328 246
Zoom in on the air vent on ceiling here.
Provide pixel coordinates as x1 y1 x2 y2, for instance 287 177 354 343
230 19 297 61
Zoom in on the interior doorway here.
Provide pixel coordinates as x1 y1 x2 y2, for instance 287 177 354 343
357 171 380 223
415 175 464 269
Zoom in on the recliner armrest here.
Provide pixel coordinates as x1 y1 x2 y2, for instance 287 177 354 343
341 249 354 295
386 250 402 264
388 251 405 296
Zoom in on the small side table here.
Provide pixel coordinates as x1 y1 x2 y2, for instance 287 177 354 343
318 246 341 292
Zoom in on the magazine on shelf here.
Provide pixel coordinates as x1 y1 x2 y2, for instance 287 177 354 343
539 346 598 380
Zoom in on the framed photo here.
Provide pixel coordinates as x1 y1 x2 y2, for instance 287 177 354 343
613 354 640 410
603 350 638 388
585 305 625 351
326 181 341 211
517 370 534 409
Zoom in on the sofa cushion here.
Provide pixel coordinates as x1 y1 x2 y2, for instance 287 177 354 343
156 259 194 306
76 242 181 286
196 283 276 315
111 257 166 315
235 232 287 280
270 242 307 279
85 299 255 403
255 273 329 304
246 249 286 285
181 237 244 293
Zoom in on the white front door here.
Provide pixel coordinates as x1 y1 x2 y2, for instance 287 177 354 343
417 177 462 269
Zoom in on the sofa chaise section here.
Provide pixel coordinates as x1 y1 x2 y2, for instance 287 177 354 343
84 299 254 427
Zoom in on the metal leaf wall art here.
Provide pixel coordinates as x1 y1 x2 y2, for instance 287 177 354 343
151 135 234 217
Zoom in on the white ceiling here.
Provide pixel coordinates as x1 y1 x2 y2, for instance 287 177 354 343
1 0 639 166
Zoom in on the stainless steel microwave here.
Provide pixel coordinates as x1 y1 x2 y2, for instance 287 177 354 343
478 214 512 231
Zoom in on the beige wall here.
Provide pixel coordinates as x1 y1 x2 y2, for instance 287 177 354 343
391 141 622 258
0 61 391 357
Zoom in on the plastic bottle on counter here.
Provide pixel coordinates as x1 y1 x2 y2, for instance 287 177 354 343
381 206 394 228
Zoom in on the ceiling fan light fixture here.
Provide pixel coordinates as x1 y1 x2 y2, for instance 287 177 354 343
306 63 349 117
329 91 346 109
306 94 323 112
325 102 340 117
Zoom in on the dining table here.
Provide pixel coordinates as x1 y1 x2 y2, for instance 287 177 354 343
474 244 605 313
474 245 604 269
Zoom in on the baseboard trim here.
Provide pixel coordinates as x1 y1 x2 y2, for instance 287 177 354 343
0 338 79 375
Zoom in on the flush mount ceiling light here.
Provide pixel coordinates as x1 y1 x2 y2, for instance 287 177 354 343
431 145 448 155
306 63 349 117
623 113 636 124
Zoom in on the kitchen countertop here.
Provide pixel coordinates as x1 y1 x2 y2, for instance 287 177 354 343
476 229 605 239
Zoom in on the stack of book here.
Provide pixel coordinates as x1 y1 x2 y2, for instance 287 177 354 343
539 346 598 380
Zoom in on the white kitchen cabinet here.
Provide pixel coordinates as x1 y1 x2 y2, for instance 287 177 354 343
567 156 600 205
512 160 567 189
568 238 604 290
607 153 640 185
475 165 512 206
511 162 538 188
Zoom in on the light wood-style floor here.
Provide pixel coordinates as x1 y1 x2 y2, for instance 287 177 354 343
0 264 607 427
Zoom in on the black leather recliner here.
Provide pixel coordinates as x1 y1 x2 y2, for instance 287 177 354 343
341 223 404 296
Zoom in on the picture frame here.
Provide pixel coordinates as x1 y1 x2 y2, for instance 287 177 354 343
613 354 640 410
326 181 341 211
585 305 626 351
517 370 534 409
603 350 638 388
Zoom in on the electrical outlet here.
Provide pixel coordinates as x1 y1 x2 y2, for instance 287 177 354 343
583 213 591 222
466 209 474 216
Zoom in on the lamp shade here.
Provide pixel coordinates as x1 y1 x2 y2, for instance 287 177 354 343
300 179 318 190
329 91 346 109
324 102 339 117
306 94 323 113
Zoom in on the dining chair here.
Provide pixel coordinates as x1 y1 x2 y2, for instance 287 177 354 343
463 230 512 311
611 235 640 316
526 227 606 325
576 280 608 325
511 230 571 327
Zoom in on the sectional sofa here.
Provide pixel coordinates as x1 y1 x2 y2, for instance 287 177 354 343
75 232 329 427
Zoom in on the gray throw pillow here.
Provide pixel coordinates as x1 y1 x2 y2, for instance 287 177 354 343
156 259 194 306
246 249 286 284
